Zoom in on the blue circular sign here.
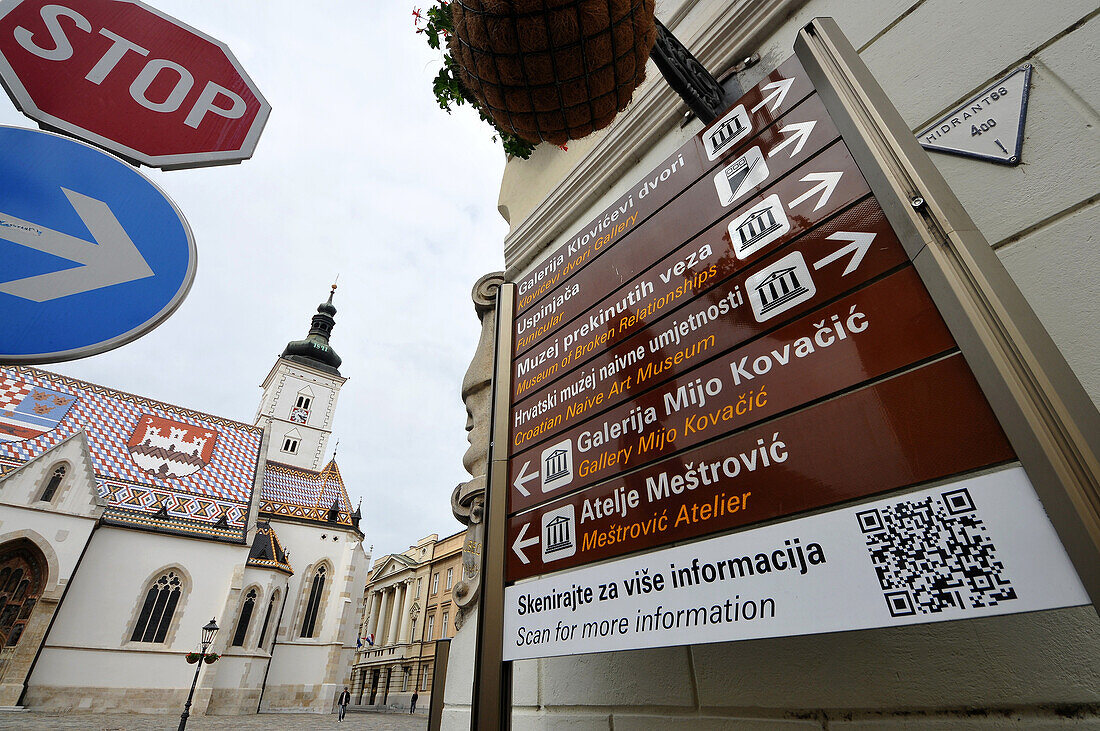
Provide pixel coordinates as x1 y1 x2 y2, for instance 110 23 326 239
0 125 196 362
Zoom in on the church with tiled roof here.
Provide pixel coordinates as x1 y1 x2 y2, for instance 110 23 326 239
0 289 370 716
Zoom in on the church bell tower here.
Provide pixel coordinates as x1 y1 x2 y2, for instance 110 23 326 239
255 285 347 470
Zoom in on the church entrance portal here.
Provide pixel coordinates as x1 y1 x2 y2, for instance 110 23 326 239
0 539 50 704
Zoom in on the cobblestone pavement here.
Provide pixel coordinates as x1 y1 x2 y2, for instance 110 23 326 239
0 709 428 730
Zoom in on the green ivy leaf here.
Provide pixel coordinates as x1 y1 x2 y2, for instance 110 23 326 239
418 1 537 160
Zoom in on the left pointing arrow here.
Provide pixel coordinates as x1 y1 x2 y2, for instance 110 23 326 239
512 523 540 565
0 187 154 302
513 460 539 497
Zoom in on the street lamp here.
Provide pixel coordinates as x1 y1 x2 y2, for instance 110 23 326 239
178 617 218 731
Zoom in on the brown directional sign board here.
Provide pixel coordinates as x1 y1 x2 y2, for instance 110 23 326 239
503 55 1018 581
470 26 1094 697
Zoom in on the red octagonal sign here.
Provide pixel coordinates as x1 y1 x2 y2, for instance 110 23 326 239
0 0 270 169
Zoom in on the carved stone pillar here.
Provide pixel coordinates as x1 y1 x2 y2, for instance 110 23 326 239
374 587 390 647
366 590 382 641
452 271 506 630
399 579 416 644
387 582 404 647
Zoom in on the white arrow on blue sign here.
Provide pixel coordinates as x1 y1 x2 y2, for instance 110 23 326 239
0 125 196 363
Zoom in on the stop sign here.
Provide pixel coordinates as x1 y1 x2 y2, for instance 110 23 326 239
0 0 270 169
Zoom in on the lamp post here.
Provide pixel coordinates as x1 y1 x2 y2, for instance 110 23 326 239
178 617 218 731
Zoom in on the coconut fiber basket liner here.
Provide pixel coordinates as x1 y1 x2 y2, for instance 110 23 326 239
449 0 657 146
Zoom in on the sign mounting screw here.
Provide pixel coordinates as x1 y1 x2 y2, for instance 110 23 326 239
911 196 926 209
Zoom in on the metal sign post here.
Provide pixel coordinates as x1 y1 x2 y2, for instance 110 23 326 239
471 281 515 730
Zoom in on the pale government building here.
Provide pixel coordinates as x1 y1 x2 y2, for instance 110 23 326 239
0 290 369 715
352 530 463 710
438 0 1100 728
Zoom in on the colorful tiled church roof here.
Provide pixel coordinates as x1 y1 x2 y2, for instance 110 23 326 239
0 366 262 542
260 458 360 532
247 521 294 574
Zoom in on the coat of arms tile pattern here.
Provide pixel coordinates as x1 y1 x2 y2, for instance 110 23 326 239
0 367 261 538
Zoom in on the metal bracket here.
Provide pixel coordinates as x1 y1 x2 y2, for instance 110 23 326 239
649 18 735 125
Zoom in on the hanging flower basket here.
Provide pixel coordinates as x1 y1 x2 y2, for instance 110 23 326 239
448 0 657 146
203 652 220 664
185 652 201 664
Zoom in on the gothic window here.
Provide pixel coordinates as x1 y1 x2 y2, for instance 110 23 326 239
0 541 47 649
131 570 183 643
231 588 258 647
39 463 67 502
258 591 279 650
300 565 327 638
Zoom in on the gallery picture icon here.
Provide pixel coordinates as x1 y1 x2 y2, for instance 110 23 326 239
728 194 790 260
713 147 769 207
703 105 752 161
745 251 817 323
541 438 574 492
541 505 577 563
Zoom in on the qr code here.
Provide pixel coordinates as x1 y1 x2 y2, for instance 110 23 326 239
857 488 1016 617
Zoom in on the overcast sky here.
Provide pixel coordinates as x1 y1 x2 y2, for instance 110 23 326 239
0 2 510 561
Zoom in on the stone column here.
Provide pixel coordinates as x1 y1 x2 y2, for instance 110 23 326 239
387 582 403 648
374 587 391 647
366 590 382 641
399 579 416 644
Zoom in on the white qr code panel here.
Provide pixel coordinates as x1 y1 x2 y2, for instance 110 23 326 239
859 489 1016 617
504 466 1088 661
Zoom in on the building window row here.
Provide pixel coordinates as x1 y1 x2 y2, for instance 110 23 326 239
126 566 330 651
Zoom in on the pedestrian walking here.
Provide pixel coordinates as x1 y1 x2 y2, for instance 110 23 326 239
337 686 351 721
411 691 419 714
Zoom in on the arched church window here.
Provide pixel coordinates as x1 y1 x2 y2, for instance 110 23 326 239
232 588 258 646
258 591 279 650
0 541 47 649
39 463 67 502
130 570 183 643
300 565 327 638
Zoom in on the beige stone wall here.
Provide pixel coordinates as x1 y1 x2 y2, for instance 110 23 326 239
207 687 261 716
259 683 329 713
23 685 190 713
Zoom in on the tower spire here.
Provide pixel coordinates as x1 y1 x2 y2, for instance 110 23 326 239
279 284 343 375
